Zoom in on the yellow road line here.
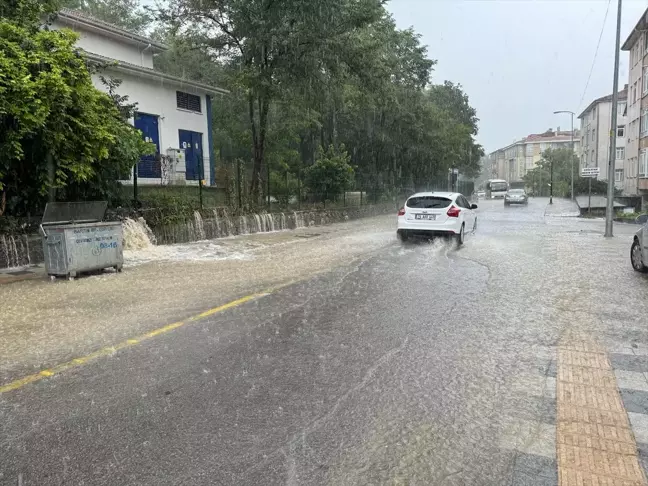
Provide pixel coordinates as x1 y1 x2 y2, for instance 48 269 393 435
0 293 265 395
557 337 648 485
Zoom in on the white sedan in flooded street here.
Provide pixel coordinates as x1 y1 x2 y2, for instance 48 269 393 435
397 192 478 245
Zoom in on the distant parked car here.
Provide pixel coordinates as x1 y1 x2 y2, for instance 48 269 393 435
397 192 478 245
631 222 648 272
504 189 528 206
477 190 486 198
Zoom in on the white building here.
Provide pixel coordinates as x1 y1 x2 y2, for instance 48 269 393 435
489 130 580 183
577 87 627 189
52 9 228 186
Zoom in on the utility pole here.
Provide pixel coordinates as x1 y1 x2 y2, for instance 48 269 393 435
605 0 622 237
570 113 574 200
550 156 554 204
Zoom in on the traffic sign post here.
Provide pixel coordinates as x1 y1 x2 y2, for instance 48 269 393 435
581 167 600 215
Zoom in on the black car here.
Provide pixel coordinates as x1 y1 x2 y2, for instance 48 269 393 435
504 189 528 206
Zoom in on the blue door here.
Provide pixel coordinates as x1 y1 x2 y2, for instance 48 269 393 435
179 130 203 181
134 113 161 178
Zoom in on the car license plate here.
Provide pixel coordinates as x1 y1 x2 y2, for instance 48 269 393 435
415 214 435 220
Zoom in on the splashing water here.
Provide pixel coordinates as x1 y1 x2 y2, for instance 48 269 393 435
239 215 249 235
1 235 21 268
264 213 275 232
253 214 263 233
293 211 305 229
123 218 157 250
194 211 206 240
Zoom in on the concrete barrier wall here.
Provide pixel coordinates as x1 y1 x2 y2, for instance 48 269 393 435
0 204 396 269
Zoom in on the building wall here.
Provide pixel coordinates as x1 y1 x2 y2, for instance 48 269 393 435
625 35 644 196
93 70 212 185
579 100 627 186
490 136 580 183
51 19 154 67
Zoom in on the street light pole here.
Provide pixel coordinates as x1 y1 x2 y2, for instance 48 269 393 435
570 112 574 200
605 0 622 237
554 110 576 200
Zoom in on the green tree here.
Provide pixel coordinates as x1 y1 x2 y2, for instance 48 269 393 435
0 0 60 26
304 145 355 202
0 11 153 216
150 2 483 206
161 0 384 201
522 147 609 198
60 0 151 33
59 76 156 205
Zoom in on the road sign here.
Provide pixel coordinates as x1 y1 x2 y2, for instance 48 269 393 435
581 167 600 177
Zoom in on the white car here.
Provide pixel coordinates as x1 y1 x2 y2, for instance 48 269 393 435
397 192 478 245
631 223 648 272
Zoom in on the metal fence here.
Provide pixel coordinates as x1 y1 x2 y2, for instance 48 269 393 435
119 159 477 213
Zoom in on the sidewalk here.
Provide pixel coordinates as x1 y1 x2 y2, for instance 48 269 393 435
544 198 580 218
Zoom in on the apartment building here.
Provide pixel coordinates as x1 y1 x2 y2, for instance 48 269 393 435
488 130 580 183
621 8 648 204
577 87 628 189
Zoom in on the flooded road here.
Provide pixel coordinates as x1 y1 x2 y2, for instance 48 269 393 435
2 198 648 485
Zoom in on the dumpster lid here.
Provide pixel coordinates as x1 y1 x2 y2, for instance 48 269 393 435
41 201 108 225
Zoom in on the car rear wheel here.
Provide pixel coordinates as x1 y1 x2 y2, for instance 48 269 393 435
397 230 409 242
631 240 647 272
455 224 465 246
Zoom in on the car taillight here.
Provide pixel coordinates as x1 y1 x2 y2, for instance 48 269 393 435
447 205 461 218
397 207 405 216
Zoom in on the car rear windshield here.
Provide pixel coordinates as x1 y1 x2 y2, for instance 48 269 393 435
406 196 451 208
508 189 525 194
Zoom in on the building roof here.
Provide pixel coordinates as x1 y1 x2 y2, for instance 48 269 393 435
523 131 577 142
489 130 579 155
622 7 648 51
57 8 168 53
577 87 628 119
84 51 229 96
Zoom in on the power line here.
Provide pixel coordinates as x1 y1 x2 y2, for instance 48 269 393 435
578 0 613 111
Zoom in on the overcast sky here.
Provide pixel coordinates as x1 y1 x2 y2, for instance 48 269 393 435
386 0 648 153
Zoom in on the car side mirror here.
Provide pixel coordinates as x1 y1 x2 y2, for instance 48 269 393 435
471 204 478 209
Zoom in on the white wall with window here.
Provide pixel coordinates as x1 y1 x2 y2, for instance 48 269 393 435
93 70 213 184
615 169 624 182
640 149 648 177
616 147 625 160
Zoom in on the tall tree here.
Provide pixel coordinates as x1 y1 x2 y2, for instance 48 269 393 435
60 0 151 33
0 0 153 216
160 0 385 201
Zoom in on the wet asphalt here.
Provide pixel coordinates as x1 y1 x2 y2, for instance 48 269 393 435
2 197 648 485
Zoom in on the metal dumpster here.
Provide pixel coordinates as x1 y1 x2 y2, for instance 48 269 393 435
40 201 123 280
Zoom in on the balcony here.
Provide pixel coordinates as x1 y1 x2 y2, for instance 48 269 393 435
639 178 648 191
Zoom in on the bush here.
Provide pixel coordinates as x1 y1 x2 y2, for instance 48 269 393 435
304 145 355 202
